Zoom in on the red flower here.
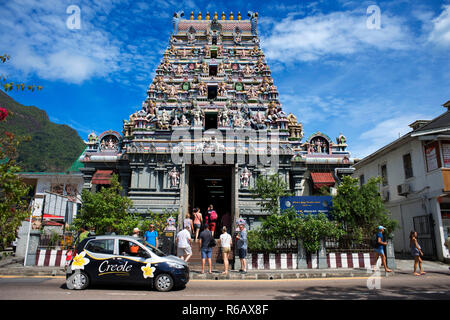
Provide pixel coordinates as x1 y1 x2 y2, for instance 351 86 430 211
5 131 14 139
0 107 8 121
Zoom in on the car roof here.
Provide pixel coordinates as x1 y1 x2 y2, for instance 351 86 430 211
88 235 143 241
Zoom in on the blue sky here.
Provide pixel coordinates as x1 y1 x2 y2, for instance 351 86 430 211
1 0 450 159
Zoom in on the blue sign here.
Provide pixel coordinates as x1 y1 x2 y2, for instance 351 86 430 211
280 196 333 217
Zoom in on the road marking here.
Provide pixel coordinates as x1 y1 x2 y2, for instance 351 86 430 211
0 275 66 279
190 276 381 282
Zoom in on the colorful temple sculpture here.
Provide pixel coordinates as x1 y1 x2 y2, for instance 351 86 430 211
79 11 355 228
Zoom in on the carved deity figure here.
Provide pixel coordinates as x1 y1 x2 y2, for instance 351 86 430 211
246 84 258 99
157 110 171 130
242 64 252 77
175 64 184 76
233 28 242 44
219 105 230 127
218 81 227 96
181 114 190 126
197 81 207 96
168 167 180 188
218 62 225 74
240 167 252 188
204 45 211 58
192 105 204 127
165 84 178 98
202 61 209 74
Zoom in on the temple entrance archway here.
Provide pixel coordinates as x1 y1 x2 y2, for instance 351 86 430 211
188 165 233 237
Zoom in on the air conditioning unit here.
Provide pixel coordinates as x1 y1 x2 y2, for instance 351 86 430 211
381 189 390 201
397 183 410 196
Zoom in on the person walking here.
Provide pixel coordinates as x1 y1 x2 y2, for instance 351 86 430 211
144 224 159 248
176 225 193 262
193 208 203 242
132 227 140 238
208 204 218 237
374 226 393 273
199 224 214 274
184 212 194 237
219 226 232 275
235 222 247 273
410 231 425 276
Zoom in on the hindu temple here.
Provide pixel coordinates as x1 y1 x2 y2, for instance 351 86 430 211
78 11 355 229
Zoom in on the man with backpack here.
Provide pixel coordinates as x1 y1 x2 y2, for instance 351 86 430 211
208 204 218 237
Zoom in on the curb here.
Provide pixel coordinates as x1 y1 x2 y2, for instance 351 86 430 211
0 267 394 279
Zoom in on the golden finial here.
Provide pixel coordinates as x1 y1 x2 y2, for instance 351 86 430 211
237 12 241 20
214 12 218 20
230 11 234 20
221 11 226 20
190 11 194 20
198 11 202 20
206 12 210 20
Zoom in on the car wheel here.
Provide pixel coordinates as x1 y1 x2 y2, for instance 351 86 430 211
154 273 174 292
66 271 90 290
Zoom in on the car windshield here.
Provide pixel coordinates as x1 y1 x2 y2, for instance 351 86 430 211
137 239 167 257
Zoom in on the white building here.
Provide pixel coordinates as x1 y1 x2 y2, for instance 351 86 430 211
353 101 450 262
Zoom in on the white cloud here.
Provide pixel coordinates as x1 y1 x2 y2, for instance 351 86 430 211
352 113 428 159
428 5 450 46
0 0 163 85
260 8 412 64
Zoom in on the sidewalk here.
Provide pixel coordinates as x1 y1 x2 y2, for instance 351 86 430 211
1 253 448 279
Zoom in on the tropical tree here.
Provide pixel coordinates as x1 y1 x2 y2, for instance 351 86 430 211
331 175 398 241
0 128 31 249
250 173 292 215
0 54 40 250
71 174 137 235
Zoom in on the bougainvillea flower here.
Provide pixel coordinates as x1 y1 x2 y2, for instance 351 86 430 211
0 108 7 121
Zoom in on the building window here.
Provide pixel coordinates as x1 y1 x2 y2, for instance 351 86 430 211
381 164 388 186
403 153 413 179
359 174 365 187
424 141 441 172
209 65 217 76
208 85 217 100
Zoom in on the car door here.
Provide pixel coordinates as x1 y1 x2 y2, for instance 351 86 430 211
117 239 152 284
83 238 116 283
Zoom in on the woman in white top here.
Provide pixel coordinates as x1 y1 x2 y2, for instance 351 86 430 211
219 226 232 275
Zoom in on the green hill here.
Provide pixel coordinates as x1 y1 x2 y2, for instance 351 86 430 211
0 91 86 172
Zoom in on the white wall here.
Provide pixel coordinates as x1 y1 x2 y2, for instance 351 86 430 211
353 137 446 259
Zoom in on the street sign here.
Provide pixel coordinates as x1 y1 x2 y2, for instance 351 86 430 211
280 196 333 217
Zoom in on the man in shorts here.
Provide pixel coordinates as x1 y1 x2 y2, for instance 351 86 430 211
199 224 214 274
374 226 393 273
176 225 192 262
235 223 247 273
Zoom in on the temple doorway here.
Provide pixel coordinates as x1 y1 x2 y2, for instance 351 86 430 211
188 165 232 237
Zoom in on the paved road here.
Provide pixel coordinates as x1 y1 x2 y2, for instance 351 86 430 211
0 270 449 300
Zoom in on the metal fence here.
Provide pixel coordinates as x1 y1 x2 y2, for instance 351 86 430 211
38 233 74 250
325 236 372 253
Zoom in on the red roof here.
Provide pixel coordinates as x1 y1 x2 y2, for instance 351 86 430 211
311 172 335 189
92 170 113 185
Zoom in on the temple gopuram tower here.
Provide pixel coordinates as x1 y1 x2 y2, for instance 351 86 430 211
79 11 355 229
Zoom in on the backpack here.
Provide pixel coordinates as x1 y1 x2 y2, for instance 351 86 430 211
210 210 217 222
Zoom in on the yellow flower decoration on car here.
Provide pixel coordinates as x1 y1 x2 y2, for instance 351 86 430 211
71 251 90 271
141 263 156 279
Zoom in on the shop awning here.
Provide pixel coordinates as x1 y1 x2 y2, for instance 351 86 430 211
92 170 113 185
311 172 335 189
